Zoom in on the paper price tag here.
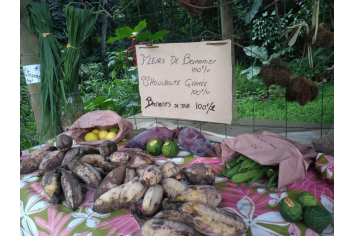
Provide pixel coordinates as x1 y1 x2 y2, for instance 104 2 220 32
23 64 41 84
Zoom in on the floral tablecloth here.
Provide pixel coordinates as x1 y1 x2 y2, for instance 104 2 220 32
20 139 334 236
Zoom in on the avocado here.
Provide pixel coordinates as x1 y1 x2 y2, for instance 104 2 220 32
146 138 163 156
161 140 179 157
303 206 332 234
279 197 303 222
296 191 318 209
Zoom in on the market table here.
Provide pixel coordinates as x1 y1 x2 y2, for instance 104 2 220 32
20 139 334 236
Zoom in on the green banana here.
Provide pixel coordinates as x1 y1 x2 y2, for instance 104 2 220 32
247 161 263 171
226 158 239 169
239 158 255 173
224 162 242 178
237 155 248 164
249 167 269 184
267 169 279 188
231 169 262 183
267 168 275 178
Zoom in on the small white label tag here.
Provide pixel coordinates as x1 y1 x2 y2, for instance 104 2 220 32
23 64 41 84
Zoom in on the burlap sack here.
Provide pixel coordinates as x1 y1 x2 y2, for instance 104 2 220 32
64 110 133 146
220 131 317 190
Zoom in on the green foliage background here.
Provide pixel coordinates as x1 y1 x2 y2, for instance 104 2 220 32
20 0 334 151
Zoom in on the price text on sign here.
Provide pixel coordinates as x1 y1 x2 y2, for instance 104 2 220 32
136 40 233 124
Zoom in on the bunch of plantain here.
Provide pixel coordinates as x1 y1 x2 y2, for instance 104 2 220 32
20 146 58 174
223 155 279 188
179 202 247 236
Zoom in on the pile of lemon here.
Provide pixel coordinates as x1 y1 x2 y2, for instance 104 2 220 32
84 127 120 142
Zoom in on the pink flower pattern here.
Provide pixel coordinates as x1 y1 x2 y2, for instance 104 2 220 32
21 143 334 236
34 205 75 236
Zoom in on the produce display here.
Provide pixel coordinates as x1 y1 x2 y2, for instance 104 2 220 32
220 154 279 188
84 127 120 142
279 191 333 234
20 127 333 235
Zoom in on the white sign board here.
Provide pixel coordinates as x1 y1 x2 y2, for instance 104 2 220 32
136 40 235 124
23 64 41 84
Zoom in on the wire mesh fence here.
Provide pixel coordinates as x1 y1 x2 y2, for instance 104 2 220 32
22 0 334 148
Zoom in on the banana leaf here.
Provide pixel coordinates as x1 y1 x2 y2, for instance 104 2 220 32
26 2 62 142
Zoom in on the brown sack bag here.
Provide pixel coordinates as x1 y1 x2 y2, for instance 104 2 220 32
64 110 133 146
220 131 317 190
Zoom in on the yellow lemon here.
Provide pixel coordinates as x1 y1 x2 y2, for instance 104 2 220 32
84 132 98 142
92 129 100 135
98 130 109 140
106 132 117 139
109 127 120 133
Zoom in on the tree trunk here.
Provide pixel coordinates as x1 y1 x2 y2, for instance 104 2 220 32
220 0 238 122
20 0 43 134
101 0 108 64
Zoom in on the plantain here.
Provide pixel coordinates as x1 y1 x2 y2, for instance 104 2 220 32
141 218 195 236
93 184 125 213
119 179 147 208
61 169 83 211
55 134 73 152
99 140 118 159
142 185 164 216
127 152 155 168
68 161 102 188
170 185 222 207
161 178 187 198
136 166 147 177
154 210 187 224
20 146 57 174
38 150 66 176
109 151 131 164
80 154 118 172
61 147 81 166
93 165 126 201
182 163 215 185
140 166 162 187
179 202 247 236
123 168 136 183
161 161 182 180
42 169 62 204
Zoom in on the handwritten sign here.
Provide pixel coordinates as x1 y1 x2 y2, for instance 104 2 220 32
23 64 41 84
135 40 236 124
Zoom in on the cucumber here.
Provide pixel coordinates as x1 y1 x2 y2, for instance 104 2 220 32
267 169 279 188
224 162 243 178
249 167 269 184
231 169 263 183
226 157 239 169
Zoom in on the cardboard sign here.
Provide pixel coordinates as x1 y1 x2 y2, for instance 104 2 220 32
135 40 236 124
23 64 41 84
